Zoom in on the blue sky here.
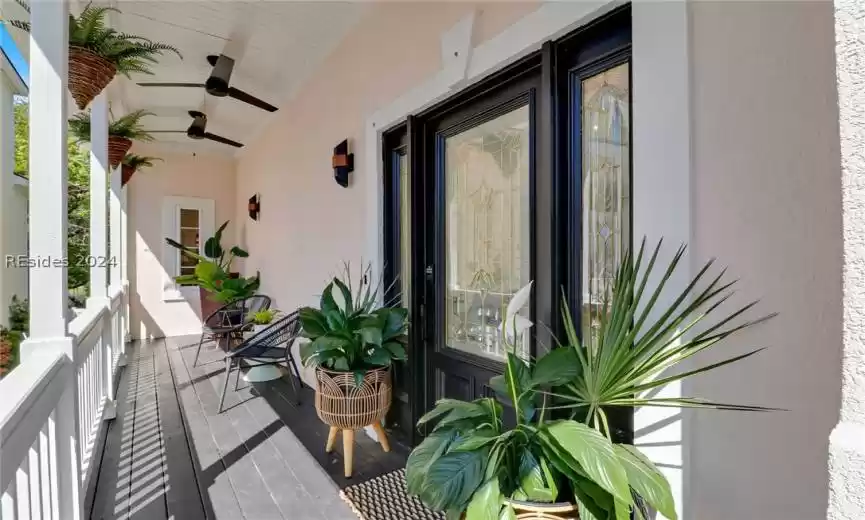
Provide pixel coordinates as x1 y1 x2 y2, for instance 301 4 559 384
0 23 29 87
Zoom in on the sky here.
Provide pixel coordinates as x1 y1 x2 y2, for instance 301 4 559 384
0 23 29 87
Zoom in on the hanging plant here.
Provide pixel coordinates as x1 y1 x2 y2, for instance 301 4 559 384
69 109 155 168
121 154 161 186
8 2 181 109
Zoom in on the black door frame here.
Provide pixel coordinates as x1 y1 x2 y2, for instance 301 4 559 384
382 5 632 446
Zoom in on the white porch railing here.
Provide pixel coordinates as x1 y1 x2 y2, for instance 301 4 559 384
0 286 126 519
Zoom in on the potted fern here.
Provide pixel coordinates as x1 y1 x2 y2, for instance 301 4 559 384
8 3 181 109
69 110 155 168
406 240 776 519
121 154 161 186
249 309 279 333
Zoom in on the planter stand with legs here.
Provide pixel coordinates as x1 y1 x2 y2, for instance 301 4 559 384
315 366 392 478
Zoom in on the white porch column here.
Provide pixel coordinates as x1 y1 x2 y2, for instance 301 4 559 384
21 0 81 518
0 71 14 327
120 186 130 342
829 0 865 518
109 165 122 291
87 93 108 303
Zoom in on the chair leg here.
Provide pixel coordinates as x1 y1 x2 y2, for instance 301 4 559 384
218 357 233 414
193 333 206 367
234 360 242 390
286 354 303 405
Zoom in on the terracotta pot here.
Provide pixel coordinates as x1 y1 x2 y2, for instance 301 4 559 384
314 365 392 429
68 47 116 110
121 164 136 186
199 287 222 320
108 136 133 169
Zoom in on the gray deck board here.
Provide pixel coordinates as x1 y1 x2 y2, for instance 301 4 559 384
89 337 359 520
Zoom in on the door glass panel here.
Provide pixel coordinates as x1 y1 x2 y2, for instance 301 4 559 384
581 63 630 344
445 105 531 361
398 153 411 307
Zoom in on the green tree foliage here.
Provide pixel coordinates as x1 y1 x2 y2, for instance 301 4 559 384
14 99 91 290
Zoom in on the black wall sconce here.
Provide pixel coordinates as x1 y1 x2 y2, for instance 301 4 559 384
248 193 261 221
332 139 354 188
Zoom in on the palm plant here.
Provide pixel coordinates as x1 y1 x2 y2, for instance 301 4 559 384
406 239 776 519
9 2 182 108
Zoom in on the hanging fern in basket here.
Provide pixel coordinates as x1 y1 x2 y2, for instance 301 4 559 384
69 109 156 144
8 2 182 77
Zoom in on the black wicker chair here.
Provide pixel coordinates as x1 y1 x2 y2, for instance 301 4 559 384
218 311 303 413
194 294 272 367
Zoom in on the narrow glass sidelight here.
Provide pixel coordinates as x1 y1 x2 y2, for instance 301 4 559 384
178 208 201 276
444 105 531 361
582 62 631 344
398 153 411 308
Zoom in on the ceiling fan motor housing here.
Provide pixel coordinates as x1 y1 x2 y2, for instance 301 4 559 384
186 111 207 139
205 54 234 96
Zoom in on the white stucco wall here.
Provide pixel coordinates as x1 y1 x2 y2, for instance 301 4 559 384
128 146 237 339
687 2 841 519
829 0 865 517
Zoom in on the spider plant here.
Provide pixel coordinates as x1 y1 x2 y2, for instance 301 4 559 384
406 239 777 519
8 2 182 76
68 109 155 143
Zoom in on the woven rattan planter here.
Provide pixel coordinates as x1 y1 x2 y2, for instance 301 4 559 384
315 365 392 429
505 500 579 519
121 164 136 186
69 47 116 110
108 137 133 169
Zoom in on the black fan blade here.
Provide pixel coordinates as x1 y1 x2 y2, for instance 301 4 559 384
227 87 278 112
136 82 206 88
203 132 243 148
147 130 187 133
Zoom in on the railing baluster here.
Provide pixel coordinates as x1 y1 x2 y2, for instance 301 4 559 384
39 423 52 520
28 440 41 519
2 479 17 520
15 461 29 520
47 410 59 520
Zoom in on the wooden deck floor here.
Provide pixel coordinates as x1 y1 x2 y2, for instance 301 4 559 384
87 336 405 520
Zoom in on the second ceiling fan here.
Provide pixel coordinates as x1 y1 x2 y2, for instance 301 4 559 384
137 54 279 113
149 111 243 148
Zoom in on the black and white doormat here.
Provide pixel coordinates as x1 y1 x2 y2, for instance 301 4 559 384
340 469 445 520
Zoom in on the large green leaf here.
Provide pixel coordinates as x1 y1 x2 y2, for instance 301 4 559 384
544 421 631 505
383 342 407 360
333 277 354 314
449 429 499 452
499 506 516 520
320 282 338 314
422 450 487 511
465 479 502 520
573 477 615 520
194 260 220 281
531 347 581 387
382 307 409 339
504 353 534 422
614 444 676 520
406 431 456 494
365 348 392 367
299 307 329 337
360 327 383 346
419 400 487 430
518 450 555 502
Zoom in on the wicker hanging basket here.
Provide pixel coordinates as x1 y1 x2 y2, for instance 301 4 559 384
314 366 392 429
121 164 136 186
68 47 116 110
506 500 579 519
108 137 133 169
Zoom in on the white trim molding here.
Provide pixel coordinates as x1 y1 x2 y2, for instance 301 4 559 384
160 195 214 301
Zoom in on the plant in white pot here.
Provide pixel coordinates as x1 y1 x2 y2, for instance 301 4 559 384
249 309 279 334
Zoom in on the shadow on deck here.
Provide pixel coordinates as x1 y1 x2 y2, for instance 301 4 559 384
87 336 407 520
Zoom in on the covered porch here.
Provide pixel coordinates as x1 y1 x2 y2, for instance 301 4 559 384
2 1 865 520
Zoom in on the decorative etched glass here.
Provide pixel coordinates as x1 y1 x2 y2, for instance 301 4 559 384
444 106 531 361
399 153 411 308
582 63 631 343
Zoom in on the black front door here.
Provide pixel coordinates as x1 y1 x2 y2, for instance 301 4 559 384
421 69 541 407
383 6 633 445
